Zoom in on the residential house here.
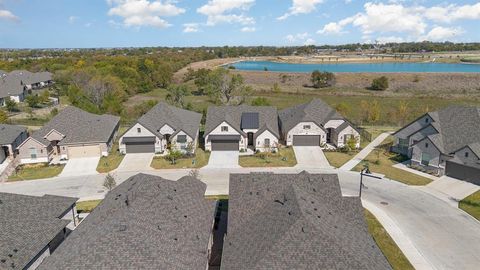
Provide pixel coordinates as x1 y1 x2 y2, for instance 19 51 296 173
17 106 120 164
204 105 280 152
0 193 77 270
0 124 28 164
0 70 53 106
119 102 201 154
39 173 216 270
279 99 360 148
221 171 390 269
392 105 480 183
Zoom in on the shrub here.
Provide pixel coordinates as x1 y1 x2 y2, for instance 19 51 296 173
311 70 335 88
370 76 389 91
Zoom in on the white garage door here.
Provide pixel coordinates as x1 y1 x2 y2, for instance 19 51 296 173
68 145 101 158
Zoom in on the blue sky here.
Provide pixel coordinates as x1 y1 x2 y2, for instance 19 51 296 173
1 0 480 48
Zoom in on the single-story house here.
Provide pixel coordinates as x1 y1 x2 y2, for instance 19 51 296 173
119 102 201 154
392 105 480 183
279 98 360 148
0 192 77 270
17 106 120 164
0 70 53 106
221 171 391 269
204 105 280 152
0 124 28 164
39 173 216 270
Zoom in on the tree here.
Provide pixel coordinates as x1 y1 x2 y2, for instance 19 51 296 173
368 100 381 123
166 84 189 108
396 101 409 126
251 97 271 106
370 76 389 91
0 110 8 123
205 69 251 105
5 97 18 112
347 136 359 150
39 90 50 104
166 150 183 165
25 95 40 108
311 70 335 88
103 173 117 191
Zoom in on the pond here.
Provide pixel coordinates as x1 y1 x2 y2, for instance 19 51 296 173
228 60 480 73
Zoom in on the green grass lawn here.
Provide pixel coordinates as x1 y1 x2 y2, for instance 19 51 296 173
151 148 210 169
364 209 414 270
8 163 64 181
76 200 102 214
352 136 432 186
324 151 357 168
459 191 480 221
97 141 124 173
239 147 297 167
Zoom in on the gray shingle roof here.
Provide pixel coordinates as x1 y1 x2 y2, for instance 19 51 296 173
39 173 216 270
136 102 201 140
30 106 120 146
205 105 279 138
0 70 53 98
0 193 77 270
279 98 344 134
0 124 26 145
221 171 391 270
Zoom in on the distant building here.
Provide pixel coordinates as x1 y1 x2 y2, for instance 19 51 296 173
221 171 391 270
40 173 216 270
392 106 480 184
0 124 28 164
0 70 53 106
0 193 77 270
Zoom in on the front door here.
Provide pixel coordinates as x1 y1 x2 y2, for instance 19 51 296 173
247 132 254 146
326 128 333 143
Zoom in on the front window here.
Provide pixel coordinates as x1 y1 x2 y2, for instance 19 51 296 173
221 126 228 132
303 125 311 130
425 143 429 148
264 138 270 146
177 135 187 143
465 152 469 158
29 148 37 159
421 153 431 166
137 128 141 133
399 138 409 147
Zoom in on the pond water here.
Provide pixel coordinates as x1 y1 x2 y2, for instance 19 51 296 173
228 60 480 73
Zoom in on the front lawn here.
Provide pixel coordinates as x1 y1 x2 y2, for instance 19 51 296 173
459 191 480 221
239 147 297 167
352 137 432 186
97 141 124 173
364 209 414 270
324 151 357 168
76 200 102 214
8 163 64 181
150 148 210 169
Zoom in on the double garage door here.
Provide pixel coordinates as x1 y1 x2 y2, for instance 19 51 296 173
123 136 156 153
211 140 238 151
68 145 101 158
446 161 480 185
293 135 320 146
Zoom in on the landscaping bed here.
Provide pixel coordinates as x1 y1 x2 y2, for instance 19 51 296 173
459 191 480 221
239 147 297 167
8 163 65 181
364 209 414 270
97 141 124 173
352 136 432 186
150 148 210 169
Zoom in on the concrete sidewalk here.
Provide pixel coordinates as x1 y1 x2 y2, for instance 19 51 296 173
340 132 392 171
420 176 480 207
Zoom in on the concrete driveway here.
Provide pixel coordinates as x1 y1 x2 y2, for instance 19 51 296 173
206 151 239 168
293 146 332 169
117 153 154 172
59 157 100 177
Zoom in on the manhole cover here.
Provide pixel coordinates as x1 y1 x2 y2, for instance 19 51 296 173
380 201 389 205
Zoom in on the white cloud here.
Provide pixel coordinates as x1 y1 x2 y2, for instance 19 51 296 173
107 0 185 28
304 38 316 45
420 26 464 41
317 17 356 35
424 3 480 23
197 0 255 26
376 36 404 44
241 26 255 32
183 23 200 33
285 32 311 43
0 9 19 22
68 16 78 24
278 0 323 20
